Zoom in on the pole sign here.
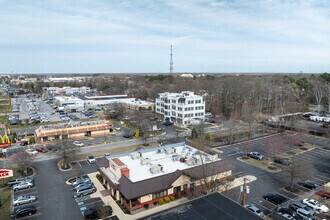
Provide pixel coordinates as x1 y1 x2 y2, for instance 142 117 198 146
0 169 13 178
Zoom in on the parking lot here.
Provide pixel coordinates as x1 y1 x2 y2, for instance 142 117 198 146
217 132 330 219
12 180 42 219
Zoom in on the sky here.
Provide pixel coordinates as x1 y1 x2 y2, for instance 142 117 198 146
0 0 330 73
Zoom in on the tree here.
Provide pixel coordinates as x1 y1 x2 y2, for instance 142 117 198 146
284 155 311 189
57 139 81 169
191 128 198 139
12 148 35 175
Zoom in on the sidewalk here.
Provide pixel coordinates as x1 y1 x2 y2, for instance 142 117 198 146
88 172 257 220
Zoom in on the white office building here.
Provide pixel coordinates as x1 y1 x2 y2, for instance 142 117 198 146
155 91 205 126
43 86 91 95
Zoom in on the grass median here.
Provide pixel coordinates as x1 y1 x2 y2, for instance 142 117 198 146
238 157 281 173
0 187 12 220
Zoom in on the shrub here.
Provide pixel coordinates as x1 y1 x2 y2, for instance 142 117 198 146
268 164 277 170
96 174 103 182
158 199 165 205
241 156 250 160
205 133 211 141
164 197 170 203
28 137 35 144
153 201 158 206
143 204 149 209
226 175 235 182
170 196 175 201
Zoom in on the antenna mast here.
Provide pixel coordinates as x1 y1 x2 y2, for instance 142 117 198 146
170 45 173 74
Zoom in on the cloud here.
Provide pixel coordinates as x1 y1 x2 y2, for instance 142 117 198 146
0 0 329 73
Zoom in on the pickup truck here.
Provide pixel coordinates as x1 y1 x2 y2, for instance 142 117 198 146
316 190 330 199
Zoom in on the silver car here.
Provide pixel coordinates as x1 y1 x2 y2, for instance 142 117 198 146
72 178 91 187
13 181 34 191
244 204 264 217
13 195 37 206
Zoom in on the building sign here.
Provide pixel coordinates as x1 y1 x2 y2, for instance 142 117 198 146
0 134 11 148
0 169 13 178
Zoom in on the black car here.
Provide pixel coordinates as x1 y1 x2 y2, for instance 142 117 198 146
83 205 113 220
277 207 297 218
298 180 319 190
262 193 288 205
273 157 291 166
163 121 173 126
11 205 37 218
123 133 133 139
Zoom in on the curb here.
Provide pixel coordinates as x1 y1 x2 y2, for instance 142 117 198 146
57 159 72 172
237 157 281 173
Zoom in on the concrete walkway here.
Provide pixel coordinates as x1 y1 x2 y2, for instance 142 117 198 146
88 172 257 220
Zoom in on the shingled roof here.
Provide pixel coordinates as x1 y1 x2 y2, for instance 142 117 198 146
117 160 232 200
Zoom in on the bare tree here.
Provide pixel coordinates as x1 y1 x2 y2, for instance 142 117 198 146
11 148 35 175
56 139 81 169
283 155 311 189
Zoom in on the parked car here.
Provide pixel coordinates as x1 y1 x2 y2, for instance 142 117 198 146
72 178 91 187
73 185 96 197
302 198 329 213
74 182 94 189
289 201 315 215
123 133 133 138
114 127 121 131
87 155 96 164
46 145 58 151
281 213 294 220
298 180 320 190
83 205 113 220
247 152 264 160
25 149 38 155
36 147 48 153
11 205 37 218
8 177 34 187
163 121 173 126
13 195 37 206
13 181 34 191
273 157 291 166
262 193 287 205
20 141 28 146
104 153 110 158
244 204 264 217
315 190 330 199
296 208 314 220
73 141 84 147
277 207 297 218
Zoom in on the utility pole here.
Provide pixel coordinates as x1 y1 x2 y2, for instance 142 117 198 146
241 177 247 206
170 45 173 74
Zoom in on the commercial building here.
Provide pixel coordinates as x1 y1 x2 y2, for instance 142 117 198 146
142 192 262 220
54 95 154 112
35 120 112 143
97 142 232 213
43 86 91 95
155 91 205 126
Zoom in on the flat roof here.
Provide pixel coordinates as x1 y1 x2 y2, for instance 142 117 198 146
109 142 220 182
55 96 82 102
141 193 262 220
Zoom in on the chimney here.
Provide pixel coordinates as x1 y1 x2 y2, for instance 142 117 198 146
121 168 130 177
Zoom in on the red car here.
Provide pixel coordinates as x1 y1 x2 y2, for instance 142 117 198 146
36 148 48 153
316 190 330 199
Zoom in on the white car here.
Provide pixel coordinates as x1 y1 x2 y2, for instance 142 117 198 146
114 127 121 131
73 141 84 147
87 155 96 164
244 204 264 217
302 198 329 213
25 149 38 155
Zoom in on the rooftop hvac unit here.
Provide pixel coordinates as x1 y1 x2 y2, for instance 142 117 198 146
130 151 142 159
172 154 179 162
150 164 163 174
187 156 199 166
140 157 151 165
165 147 176 155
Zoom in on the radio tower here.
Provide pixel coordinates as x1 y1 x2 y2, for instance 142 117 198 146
170 45 174 74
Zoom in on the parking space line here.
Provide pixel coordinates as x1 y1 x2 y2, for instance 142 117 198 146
314 174 330 182
77 161 82 167
275 191 292 200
